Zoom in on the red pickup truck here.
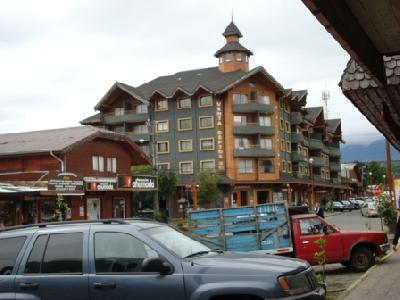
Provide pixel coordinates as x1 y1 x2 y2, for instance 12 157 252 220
189 204 389 272
290 213 389 271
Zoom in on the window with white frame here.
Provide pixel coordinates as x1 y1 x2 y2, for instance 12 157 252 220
260 138 272 149
156 120 169 133
200 138 214 150
107 157 117 173
233 115 247 125
200 160 216 171
178 118 192 131
199 116 214 129
235 137 250 149
179 140 193 152
115 107 125 116
233 93 248 104
238 159 253 173
155 99 168 111
157 141 169 154
286 141 291 153
92 156 104 172
157 163 170 170
199 95 213 107
177 98 191 109
136 104 148 114
179 161 193 174
259 116 271 126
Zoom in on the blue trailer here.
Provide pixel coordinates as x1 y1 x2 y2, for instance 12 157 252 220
189 203 293 254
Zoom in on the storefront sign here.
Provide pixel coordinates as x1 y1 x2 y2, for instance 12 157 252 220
84 177 117 191
48 173 84 194
117 175 157 191
216 99 225 171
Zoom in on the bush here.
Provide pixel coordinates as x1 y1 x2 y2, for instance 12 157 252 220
377 194 397 233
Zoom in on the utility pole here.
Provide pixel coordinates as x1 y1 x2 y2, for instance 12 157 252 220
385 139 394 203
147 118 159 214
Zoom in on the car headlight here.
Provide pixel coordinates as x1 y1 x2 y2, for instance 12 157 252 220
278 268 317 295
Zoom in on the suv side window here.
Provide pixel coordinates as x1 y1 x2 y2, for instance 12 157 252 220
94 232 158 273
0 236 26 275
24 233 83 274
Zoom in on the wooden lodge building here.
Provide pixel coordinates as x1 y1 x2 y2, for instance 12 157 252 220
81 21 349 209
0 126 150 226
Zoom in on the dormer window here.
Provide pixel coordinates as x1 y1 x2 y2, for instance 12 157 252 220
115 107 125 116
155 99 168 111
177 98 191 109
236 53 242 61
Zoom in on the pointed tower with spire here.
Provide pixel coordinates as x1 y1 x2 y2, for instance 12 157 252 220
215 21 253 73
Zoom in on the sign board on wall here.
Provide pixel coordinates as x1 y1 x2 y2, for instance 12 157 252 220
117 175 157 191
84 177 117 191
216 99 225 171
48 172 84 194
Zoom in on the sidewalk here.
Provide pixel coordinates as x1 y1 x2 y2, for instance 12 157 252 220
337 249 400 300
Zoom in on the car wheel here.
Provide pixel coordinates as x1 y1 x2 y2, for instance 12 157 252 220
350 247 375 272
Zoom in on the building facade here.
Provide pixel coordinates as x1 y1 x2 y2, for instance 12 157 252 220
0 126 150 226
82 21 347 210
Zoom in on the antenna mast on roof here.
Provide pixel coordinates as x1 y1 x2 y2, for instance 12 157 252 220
322 89 330 119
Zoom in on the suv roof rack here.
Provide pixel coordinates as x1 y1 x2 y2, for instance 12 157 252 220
0 219 135 233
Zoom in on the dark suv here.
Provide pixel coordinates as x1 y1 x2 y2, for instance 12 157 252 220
0 219 325 300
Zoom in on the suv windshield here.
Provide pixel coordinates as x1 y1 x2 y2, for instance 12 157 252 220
143 225 210 258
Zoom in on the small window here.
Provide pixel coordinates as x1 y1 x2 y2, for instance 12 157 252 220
235 138 250 149
115 107 125 116
279 119 284 130
282 160 287 172
233 93 248 104
287 162 292 173
286 141 291 153
136 104 148 114
107 157 117 173
260 138 272 149
285 121 290 133
178 140 193 152
259 160 274 173
279 100 284 110
225 53 233 62
233 115 247 125
235 53 242 62
258 95 270 104
25 233 83 274
94 232 158 273
238 159 253 173
178 118 192 131
0 236 26 275
250 91 257 101
199 95 213 107
177 98 191 109
157 163 170 170
155 99 168 111
157 141 169 154
133 124 148 134
200 160 216 171
200 138 214 151
92 156 104 172
281 140 285 152
259 116 271 126
156 120 169 133
199 116 214 129
179 161 194 174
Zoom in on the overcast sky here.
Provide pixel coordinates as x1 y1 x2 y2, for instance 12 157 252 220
0 0 384 144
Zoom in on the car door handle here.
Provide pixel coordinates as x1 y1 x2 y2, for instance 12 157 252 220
93 282 117 289
19 282 39 290
302 241 310 244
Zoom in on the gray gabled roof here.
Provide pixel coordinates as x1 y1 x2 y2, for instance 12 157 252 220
95 82 149 110
305 107 324 123
80 113 101 125
0 126 147 161
223 21 242 38
214 41 253 57
325 119 341 134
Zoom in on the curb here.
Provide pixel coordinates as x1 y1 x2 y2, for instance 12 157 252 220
335 250 396 300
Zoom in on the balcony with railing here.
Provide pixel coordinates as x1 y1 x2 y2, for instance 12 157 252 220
309 138 323 150
233 145 275 157
330 162 341 172
126 132 150 142
292 152 307 162
232 100 275 113
103 109 148 125
290 114 304 125
309 157 325 167
328 146 341 157
233 123 275 135
291 132 306 144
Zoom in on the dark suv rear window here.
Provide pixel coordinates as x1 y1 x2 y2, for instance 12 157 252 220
0 236 26 275
24 233 83 274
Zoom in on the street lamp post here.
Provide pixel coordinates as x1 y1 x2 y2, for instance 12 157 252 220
368 171 373 195
309 158 315 207
146 119 159 214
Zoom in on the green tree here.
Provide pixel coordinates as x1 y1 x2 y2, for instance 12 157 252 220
364 161 386 185
377 193 397 233
158 169 177 216
198 171 222 207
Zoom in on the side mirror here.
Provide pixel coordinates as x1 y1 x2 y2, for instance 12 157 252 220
142 258 173 275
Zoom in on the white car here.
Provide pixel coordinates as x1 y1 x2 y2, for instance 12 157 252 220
360 202 380 217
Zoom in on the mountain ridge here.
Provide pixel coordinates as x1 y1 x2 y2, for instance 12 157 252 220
341 139 400 162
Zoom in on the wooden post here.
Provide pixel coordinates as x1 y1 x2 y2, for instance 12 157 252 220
191 181 198 210
385 139 394 203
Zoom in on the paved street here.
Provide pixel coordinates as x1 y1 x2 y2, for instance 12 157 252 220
313 209 388 296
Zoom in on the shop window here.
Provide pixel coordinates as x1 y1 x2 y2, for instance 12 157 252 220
113 198 125 218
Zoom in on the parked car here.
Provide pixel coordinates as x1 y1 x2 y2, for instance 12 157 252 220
0 218 326 300
361 202 380 217
332 201 345 212
349 199 360 209
341 200 355 211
